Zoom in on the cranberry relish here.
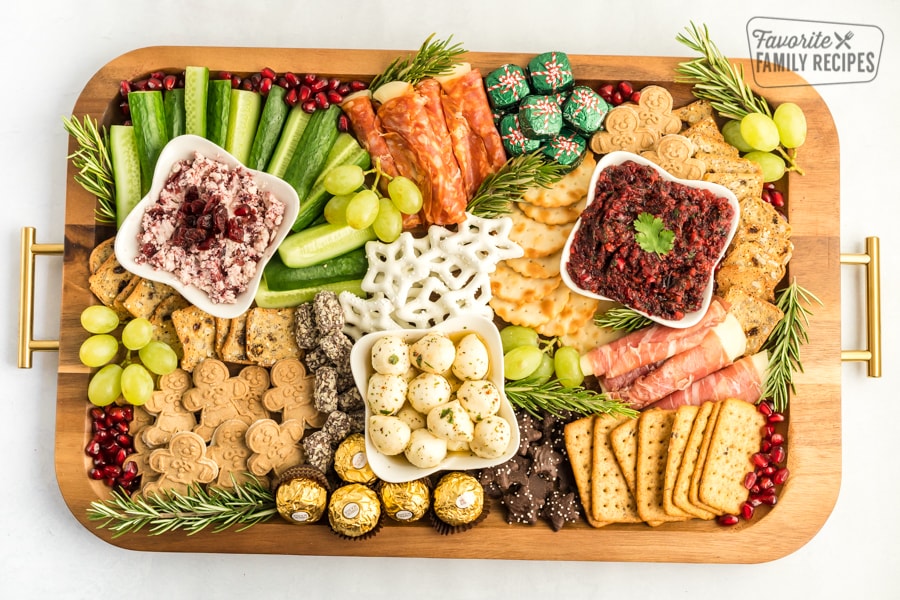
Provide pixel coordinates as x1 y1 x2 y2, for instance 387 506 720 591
566 161 734 320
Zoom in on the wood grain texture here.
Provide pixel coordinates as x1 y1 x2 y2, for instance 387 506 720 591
56 48 840 562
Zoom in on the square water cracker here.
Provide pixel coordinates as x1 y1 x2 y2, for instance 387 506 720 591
609 417 639 496
635 409 689 525
689 401 724 515
591 414 641 524
563 416 608 528
672 402 718 520
663 405 700 519
699 398 766 515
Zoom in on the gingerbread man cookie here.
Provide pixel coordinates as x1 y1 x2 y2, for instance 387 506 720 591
144 431 218 496
636 85 682 136
641 134 706 180
245 418 305 477
589 105 659 154
142 368 197 447
207 419 263 489
262 358 325 428
123 430 159 493
237 364 271 422
182 359 268 441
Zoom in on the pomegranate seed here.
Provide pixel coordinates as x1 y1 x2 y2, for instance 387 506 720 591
770 190 785 207
717 514 740 526
284 72 300 87
90 406 105 421
611 91 624 105
759 476 774 491
337 82 351 96
219 71 233 81
89 468 104 480
301 100 317 113
115 421 129 434
741 501 755 520
761 189 773 204
250 73 262 86
104 477 116 487
275 76 289 89
328 77 341 91
743 471 758 490
349 80 368 92
85 440 101 457
231 74 241 89
327 90 343 105
761 439 772 452
630 91 641 103
758 401 774 416
102 465 122 479
108 406 126 423
123 120 132 126
337 113 350 132
146 77 163 91
284 88 299 106
774 467 790 485
747 497 762 508
163 74 178 90
598 83 614 98
114 448 128 466
311 78 328 92
764 182 776 190
762 465 777 476
770 432 785 445
315 92 330 110
120 467 137 483
132 79 149 91
768 412 786 423
150 70 166 80
750 484 760 495
259 77 273 96
759 493 778 506
119 80 132 98
752 452 770 468
617 81 634 96
93 430 110 444
303 73 318 85
116 434 132 448
770 445 786 464
299 84 312 101
240 78 254 91
260 67 276 80
762 424 775 439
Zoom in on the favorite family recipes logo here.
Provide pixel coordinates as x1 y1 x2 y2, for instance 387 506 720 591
746 17 883 87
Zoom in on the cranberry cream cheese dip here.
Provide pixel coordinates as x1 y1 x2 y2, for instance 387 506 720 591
135 151 285 305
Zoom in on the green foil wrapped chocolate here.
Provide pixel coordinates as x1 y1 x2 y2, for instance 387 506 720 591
562 86 611 135
499 113 543 156
485 63 531 110
518 95 563 140
527 51 574 94
542 127 587 168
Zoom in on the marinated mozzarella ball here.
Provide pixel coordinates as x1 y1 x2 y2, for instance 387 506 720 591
370 336 410 375
406 372 452 414
368 415 412 456
409 332 456 375
426 400 474 442
456 379 501 422
451 333 490 380
405 428 448 468
469 415 511 459
445 438 471 452
396 402 426 431
366 373 408 416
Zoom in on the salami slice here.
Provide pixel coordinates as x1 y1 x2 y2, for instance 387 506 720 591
439 68 508 172
441 92 491 197
340 93 398 178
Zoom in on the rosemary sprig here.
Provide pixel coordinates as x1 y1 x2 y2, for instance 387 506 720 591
761 279 822 412
467 151 568 218
87 479 277 538
674 22 771 120
504 378 638 420
369 34 467 90
593 306 653 333
62 114 116 224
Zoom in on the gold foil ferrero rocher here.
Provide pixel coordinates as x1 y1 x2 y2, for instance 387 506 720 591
432 472 484 526
380 479 431 523
328 483 381 538
334 433 377 485
275 468 329 525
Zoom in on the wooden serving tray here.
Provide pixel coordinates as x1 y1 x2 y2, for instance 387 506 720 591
56 47 841 562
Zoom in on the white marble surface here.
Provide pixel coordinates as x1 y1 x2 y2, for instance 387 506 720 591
2 1 897 598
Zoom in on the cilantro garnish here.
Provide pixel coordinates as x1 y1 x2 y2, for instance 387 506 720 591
633 212 674 256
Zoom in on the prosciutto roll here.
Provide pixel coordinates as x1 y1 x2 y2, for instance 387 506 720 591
580 297 728 380
647 352 769 411
340 91 398 178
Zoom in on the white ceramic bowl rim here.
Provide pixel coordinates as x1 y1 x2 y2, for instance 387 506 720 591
559 151 740 329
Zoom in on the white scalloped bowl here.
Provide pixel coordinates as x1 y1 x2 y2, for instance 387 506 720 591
560 151 740 329
350 316 520 484
114 135 299 319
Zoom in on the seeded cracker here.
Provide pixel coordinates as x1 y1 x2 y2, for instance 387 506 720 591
672 402 717 519
590 414 641 524
122 279 176 320
214 317 231 359
89 237 116 274
563 416 609 528
150 294 190 359
171 305 217 372
89 253 136 319
699 398 766 515
245 307 300 366
662 405 699 518
220 313 253 364
635 409 688 525
689 401 723 514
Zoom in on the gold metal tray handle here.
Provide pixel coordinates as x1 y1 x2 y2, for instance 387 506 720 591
841 236 882 377
18 227 63 369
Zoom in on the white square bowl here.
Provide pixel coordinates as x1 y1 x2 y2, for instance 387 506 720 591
350 315 520 484
559 151 740 329
114 134 300 319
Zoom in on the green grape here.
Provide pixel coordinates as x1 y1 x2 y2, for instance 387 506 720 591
121 363 154 406
528 352 555 385
345 189 379 230
79 334 119 368
740 113 780 152
88 363 123 407
80 305 119 334
121 317 153 350
323 193 353 225
503 345 544 381
721 120 754 153
373 196 403 242
744 151 786 183
322 164 366 196
500 325 539 354
773 102 807 148
387 176 424 215
139 340 179 375
554 346 584 388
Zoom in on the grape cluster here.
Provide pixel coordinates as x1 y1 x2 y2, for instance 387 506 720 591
500 325 584 387
322 164 424 242
722 103 807 183
79 305 178 407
